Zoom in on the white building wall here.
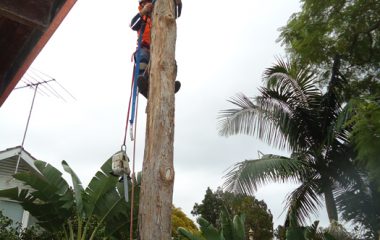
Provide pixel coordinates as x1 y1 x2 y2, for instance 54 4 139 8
0 156 39 228
0 200 24 227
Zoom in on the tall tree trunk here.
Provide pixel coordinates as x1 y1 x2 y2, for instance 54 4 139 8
324 185 338 223
138 0 177 239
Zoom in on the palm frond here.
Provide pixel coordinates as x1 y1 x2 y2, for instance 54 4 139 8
219 57 357 228
334 172 380 237
223 155 304 195
16 160 72 201
256 94 299 150
285 179 323 225
197 217 223 240
218 93 291 150
263 57 290 80
178 227 205 240
335 101 354 132
3 160 75 231
62 160 84 216
218 93 258 135
220 209 233 240
268 72 310 105
232 213 246 240
263 58 320 108
0 183 73 231
83 157 120 218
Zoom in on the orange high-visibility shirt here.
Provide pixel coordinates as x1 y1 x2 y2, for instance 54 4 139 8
138 6 152 46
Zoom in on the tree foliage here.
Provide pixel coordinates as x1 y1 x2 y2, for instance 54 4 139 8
348 98 380 188
0 210 62 240
192 187 273 240
178 209 246 240
0 157 139 240
278 1 380 192
335 172 380 239
0 210 19 240
219 58 362 224
279 0 380 73
275 2 380 236
276 213 360 240
172 206 199 240
192 188 224 227
0 158 197 239
284 219 354 240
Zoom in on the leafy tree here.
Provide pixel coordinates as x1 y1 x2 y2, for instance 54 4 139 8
347 98 380 188
335 173 380 240
278 0 380 184
218 58 362 225
178 209 245 240
278 0 380 145
0 210 18 240
0 210 62 239
192 187 224 227
276 1 380 235
172 206 199 240
279 0 380 77
192 187 273 240
274 225 286 240
0 158 140 240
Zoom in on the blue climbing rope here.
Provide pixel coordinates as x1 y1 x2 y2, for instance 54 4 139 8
130 0 157 128
129 21 146 127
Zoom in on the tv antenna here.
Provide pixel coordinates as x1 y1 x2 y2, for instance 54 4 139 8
14 68 75 173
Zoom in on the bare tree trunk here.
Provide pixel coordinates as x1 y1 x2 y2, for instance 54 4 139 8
138 0 177 239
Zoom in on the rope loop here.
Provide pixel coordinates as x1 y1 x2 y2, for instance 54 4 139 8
121 144 127 152
130 125 134 141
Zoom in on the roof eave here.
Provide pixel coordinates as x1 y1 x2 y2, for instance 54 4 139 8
0 0 77 107
0 146 39 173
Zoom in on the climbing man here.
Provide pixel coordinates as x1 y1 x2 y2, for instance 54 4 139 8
130 0 182 98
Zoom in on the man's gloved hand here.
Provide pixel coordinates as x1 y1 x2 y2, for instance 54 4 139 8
175 0 182 18
141 2 153 16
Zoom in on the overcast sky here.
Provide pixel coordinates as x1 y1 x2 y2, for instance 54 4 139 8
0 0 330 228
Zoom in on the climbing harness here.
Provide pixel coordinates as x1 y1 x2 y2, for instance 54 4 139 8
129 19 147 141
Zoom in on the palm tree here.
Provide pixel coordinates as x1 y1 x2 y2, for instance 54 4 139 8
218 57 356 224
0 157 140 240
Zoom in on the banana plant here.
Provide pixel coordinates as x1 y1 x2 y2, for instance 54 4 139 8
178 209 245 240
285 211 341 240
0 157 140 240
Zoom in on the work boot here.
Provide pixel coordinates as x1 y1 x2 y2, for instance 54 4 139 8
137 75 148 98
175 81 181 93
138 77 181 99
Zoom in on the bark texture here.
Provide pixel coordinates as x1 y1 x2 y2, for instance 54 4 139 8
138 0 177 239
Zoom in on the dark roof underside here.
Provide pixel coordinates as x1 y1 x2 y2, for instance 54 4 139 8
0 0 75 106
